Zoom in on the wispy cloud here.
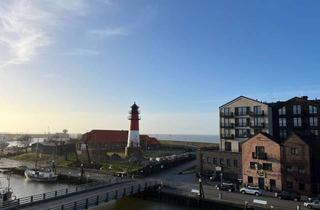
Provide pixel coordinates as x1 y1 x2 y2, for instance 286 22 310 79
0 0 88 69
88 26 130 38
64 49 101 56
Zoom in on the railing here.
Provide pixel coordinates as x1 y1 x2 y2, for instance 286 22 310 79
0 179 121 209
251 123 267 128
44 180 160 210
220 123 234 128
221 134 234 140
220 112 234 117
249 110 265 116
235 123 250 128
252 152 268 160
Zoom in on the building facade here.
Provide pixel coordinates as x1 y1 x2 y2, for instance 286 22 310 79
242 133 283 191
282 133 312 195
270 96 320 193
198 148 242 181
220 96 273 152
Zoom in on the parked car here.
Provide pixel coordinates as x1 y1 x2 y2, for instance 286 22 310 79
308 196 320 202
216 182 235 192
240 186 262 196
304 200 320 209
276 190 301 201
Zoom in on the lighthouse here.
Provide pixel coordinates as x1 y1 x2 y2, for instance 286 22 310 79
125 102 143 158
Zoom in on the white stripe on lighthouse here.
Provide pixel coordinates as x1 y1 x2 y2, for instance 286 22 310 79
127 130 140 147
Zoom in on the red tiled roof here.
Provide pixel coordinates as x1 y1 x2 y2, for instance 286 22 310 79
82 130 159 145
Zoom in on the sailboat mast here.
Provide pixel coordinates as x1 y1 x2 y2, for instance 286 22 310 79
35 139 39 169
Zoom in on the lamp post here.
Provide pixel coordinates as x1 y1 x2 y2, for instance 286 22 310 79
220 172 223 186
199 178 204 198
80 163 84 182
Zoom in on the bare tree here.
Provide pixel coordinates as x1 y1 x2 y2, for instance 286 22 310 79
18 135 32 152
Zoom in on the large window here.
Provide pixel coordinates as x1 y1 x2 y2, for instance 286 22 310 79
278 106 286 115
293 105 302 115
280 129 287 139
227 159 231 167
263 163 272 171
293 117 302 127
225 142 232 151
248 176 253 184
236 129 250 138
236 107 249 116
309 105 318 114
254 117 264 126
254 106 262 114
237 118 249 127
311 129 319 136
279 118 287 127
255 146 265 155
233 159 238 168
298 167 305 175
310 117 318 126
291 147 299 155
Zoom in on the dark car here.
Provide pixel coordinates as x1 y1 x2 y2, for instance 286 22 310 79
216 182 235 192
277 190 301 201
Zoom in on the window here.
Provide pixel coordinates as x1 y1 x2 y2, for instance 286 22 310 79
254 117 264 126
236 107 249 116
287 182 293 189
293 117 302 127
298 167 305 175
213 158 217 164
207 157 211 164
263 163 272 171
311 130 319 136
280 129 287 139
250 162 257 169
236 129 250 138
233 159 238 168
310 117 318 126
220 158 224 165
223 108 231 115
225 142 232 151
248 176 253 184
278 106 286 115
237 118 249 127
286 166 293 173
291 147 299 155
227 159 231 167
255 146 265 155
279 118 287 127
299 183 305 191
254 106 262 114
309 105 317 114
293 105 302 115
270 179 276 188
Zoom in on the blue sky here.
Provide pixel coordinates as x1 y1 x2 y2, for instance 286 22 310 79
1 0 320 134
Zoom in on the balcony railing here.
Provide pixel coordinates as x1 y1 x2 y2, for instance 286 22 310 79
235 123 250 128
220 112 234 118
220 123 235 128
221 134 234 140
251 123 267 128
235 134 252 138
252 152 268 160
249 110 265 117
235 112 249 116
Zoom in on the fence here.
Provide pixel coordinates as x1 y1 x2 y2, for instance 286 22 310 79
0 178 127 210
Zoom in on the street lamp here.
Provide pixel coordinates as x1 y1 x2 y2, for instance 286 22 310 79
198 178 204 198
220 172 223 186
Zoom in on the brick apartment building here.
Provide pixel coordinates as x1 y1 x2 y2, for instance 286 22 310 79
242 133 283 192
219 96 273 152
282 133 312 195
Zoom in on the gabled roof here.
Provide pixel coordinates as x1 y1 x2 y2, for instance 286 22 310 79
241 132 280 145
284 132 311 146
219 96 269 108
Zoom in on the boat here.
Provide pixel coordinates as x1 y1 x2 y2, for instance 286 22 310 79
24 138 58 182
0 174 14 204
24 167 58 182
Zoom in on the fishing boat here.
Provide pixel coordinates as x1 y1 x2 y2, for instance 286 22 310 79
0 174 14 204
24 139 58 182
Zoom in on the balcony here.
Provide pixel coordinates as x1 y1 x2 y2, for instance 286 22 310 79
249 110 265 117
235 123 250 128
235 134 252 139
220 112 234 118
235 112 249 117
221 134 234 140
220 123 235 128
251 123 267 129
252 152 268 160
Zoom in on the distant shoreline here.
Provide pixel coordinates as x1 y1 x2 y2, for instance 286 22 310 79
149 134 219 144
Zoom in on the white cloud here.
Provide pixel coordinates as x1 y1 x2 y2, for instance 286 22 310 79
0 0 88 69
89 26 129 38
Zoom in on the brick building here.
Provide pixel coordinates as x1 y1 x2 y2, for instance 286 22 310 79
78 130 160 161
197 148 242 181
282 133 312 195
242 133 283 191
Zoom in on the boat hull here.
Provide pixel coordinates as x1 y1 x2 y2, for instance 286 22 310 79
24 170 58 182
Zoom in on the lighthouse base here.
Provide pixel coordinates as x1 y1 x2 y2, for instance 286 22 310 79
125 146 143 159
